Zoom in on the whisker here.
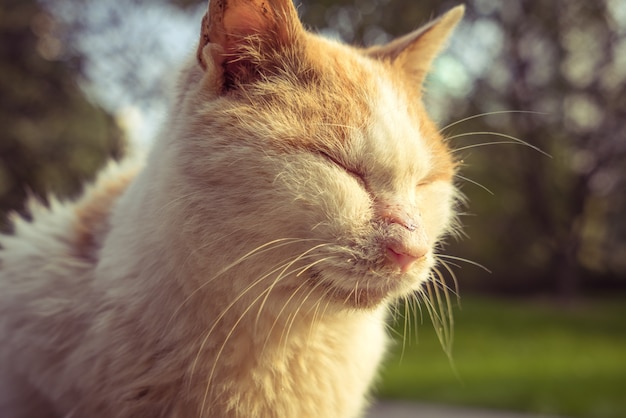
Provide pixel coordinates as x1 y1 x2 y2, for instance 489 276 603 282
306 293 324 348
303 276 336 349
303 282 338 349
421 282 450 357
276 284 309 358
440 110 546 133
408 292 422 347
419 284 442 334
423 277 461 380
430 278 450 349
400 295 410 361
197 254 314 415
431 265 460 297
455 174 494 195
386 298 400 325
259 256 337 354
198 252 338 414
453 141 531 152
278 269 335 359
437 254 491 273
432 269 454 351
190 254 304 384
413 289 425 326
386 324 404 342
166 238 322 331
341 287 355 306
198 283 275 417
448 131 550 157
384 303 404 342
254 244 332 328
436 260 462 304
397 289 424 350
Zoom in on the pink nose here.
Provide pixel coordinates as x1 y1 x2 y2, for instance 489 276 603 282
386 244 427 273
375 200 429 273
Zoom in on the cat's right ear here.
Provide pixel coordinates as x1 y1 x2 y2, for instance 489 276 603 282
196 0 302 90
367 5 464 89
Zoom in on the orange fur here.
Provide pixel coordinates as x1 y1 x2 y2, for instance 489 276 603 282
72 165 138 261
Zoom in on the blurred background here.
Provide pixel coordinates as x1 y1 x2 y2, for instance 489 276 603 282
1 0 624 417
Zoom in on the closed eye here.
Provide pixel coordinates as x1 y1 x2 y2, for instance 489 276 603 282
319 151 366 184
418 172 452 188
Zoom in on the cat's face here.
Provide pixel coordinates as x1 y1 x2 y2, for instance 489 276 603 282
171 0 462 310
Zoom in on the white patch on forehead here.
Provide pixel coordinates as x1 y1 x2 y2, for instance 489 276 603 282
358 74 432 192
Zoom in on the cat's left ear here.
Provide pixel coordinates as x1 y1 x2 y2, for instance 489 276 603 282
368 5 464 87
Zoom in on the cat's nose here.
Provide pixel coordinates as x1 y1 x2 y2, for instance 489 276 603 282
375 202 429 273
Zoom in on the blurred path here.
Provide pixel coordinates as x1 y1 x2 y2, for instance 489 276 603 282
366 401 568 418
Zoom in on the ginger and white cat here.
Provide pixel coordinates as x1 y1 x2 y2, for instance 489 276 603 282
0 0 463 417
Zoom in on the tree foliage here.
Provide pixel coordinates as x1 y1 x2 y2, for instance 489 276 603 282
441 1 626 296
0 0 125 230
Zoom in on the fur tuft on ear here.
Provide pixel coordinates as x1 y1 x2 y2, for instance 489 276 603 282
196 0 302 89
368 5 464 88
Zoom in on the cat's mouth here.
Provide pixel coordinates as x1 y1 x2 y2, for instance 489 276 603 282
279 242 431 309
306 267 409 309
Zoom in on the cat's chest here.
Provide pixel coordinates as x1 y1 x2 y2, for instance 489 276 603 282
184 308 388 418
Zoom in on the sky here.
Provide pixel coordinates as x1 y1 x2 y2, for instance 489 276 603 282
43 0 510 147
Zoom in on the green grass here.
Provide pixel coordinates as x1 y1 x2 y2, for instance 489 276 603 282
377 296 626 418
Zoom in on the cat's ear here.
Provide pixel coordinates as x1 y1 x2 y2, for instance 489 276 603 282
368 5 464 88
196 0 302 88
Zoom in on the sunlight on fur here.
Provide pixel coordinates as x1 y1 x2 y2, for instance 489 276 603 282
0 1 468 417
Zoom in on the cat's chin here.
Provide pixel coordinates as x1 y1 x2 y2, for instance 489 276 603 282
305 269 420 310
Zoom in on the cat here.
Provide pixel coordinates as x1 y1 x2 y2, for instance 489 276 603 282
0 0 464 417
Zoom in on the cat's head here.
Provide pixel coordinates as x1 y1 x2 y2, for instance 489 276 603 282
169 0 463 310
